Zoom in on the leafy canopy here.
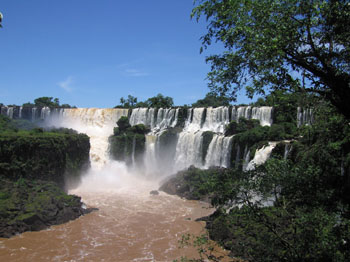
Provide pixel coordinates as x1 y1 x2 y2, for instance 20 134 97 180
192 92 230 107
117 93 174 108
192 0 350 118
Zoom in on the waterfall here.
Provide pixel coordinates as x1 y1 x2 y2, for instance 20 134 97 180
245 142 277 171
49 108 129 169
297 107 314 127
14 105 276 175
174 131 204 171
129 108 151 127
184 108 205 132
130 108 178 132
19 107 22 119
205 134 233 168
143 135 158 175
7 107 14 119
31 108 37 121
251 106 273 126
202 107 230 133
242 146 251 171
232 106 273 126
40 107 51 120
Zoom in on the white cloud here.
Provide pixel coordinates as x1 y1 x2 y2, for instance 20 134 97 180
123 69 149 77
58 76 73 92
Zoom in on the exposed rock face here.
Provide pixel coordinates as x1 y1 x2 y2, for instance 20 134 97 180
0 179 96 238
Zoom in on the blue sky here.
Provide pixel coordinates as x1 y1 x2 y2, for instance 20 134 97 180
0 0 253 108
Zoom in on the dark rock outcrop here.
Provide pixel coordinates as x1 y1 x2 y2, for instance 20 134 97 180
0 179 96 238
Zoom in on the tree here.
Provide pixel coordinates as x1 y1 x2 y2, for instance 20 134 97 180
34 97 60 107
118 95 138 108
192 0 350 118
192 92 230 107
145 93 174 108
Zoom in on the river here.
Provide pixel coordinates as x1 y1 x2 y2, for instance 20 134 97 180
0 161 218 262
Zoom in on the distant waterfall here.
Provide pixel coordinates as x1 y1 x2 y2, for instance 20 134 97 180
129 108 178 132
51 108 129 169
31 108 37 121
6 107 13 119
174 131 204 171
185 108 205 132
202 107 230 133
40 107 51 120
232 106 273 126
297 107 314 127
205 135 233 168
0 105 278 175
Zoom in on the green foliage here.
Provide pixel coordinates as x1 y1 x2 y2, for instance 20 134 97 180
116 93 174 108
0 178 85 237
192 0 350 118
0 129 90 187
118 95 138 108
171 103 350 260
144 93 174 108
116 116 131 131
225 119 260 136
192 92 230 107
34 97 60 107
21 97 74 108
109 117 147 165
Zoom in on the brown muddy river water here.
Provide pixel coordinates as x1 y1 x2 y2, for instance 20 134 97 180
0 109 232 262
0 166 217 262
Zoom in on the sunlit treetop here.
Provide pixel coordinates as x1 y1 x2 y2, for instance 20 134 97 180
192 0 350 118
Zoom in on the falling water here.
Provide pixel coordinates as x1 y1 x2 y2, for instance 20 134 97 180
245 142 277 171
205 135 233 168
174 131 204 171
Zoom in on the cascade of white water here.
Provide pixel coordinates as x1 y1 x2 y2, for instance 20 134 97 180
31 108 37 121
129 108 150 127
6 107 13 119
171 108 180 128
130 108 178 132
245 142 277 171
205 134 233 168
242 146 251 171
297 107 314 127
156 108 176 131
131 135 136 166
49 108 129 169
184 108 205 132
19 107 22 119
174 131 204 171
202 107 230 133
251 106 273 126
233 106 273 126
143 134 160 175
40 107 51 120
237 106 252 121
